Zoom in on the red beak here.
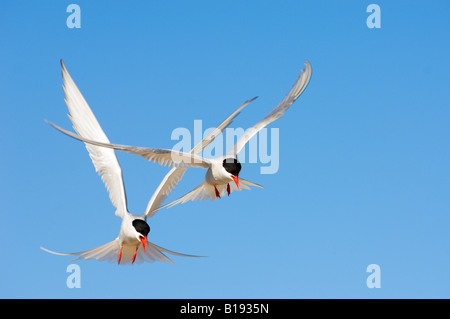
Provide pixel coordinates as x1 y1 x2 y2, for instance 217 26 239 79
139 236 148 252
231 175 240 190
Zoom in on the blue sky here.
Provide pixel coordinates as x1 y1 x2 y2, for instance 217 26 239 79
1 1 449 298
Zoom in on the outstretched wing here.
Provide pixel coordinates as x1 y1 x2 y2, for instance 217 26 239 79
59 60 128 218
227 61 312 157
41 239 121 263
47 121 212 169
143 97 257 218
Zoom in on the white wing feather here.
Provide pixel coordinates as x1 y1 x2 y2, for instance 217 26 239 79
60 60 128 218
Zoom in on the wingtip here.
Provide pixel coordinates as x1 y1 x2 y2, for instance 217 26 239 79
60 59 68 77
40 246 56 254
304 60 312 72
44 119 57 129
177 253 208 259
44 120 61 131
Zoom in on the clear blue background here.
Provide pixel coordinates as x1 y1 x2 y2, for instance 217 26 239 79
1 1 449 298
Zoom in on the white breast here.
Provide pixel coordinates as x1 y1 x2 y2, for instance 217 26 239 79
118 214 140 245
205 161 233 185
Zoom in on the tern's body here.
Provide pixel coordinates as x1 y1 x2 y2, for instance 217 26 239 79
48 60 311 209
205 158 230 185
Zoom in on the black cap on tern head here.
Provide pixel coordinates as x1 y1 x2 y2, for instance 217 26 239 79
132 219 150 237
222 158 241 176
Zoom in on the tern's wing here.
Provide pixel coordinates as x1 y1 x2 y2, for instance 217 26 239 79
47 121 212 169
41 239 121 263
41 239 201 265
143 167 187 218
59 60 128 218
226 61 312 157
143 97 257 218
156 182 218 210
190 96 257 154
140 242 203 265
